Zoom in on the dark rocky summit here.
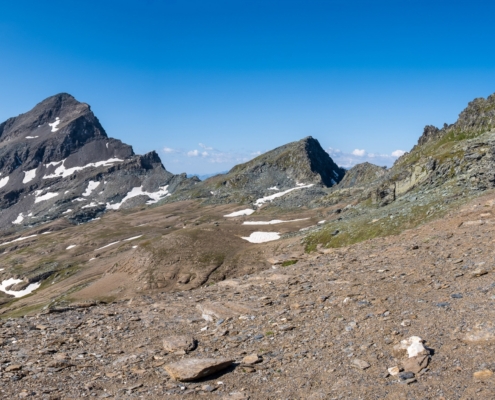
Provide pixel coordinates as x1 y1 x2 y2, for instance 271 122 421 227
172 136 346 207
0 93 196 232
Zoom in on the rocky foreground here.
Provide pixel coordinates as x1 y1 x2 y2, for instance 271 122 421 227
2 191 495 399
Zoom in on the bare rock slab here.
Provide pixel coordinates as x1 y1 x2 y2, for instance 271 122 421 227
163 335 197 353
164 358 234 382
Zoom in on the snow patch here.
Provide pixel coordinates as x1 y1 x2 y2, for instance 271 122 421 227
254 184 314 206
66 245 77 250
12 213 24 225
243 218 309 225
241 232 281 243
0 278 41 298
44 158 123 179
224 209 255 217
26 136 39 139
62 209 73 214
82 180 100 197
95 241 120 251
23 168 37 184
0 234 38 246
106 185 170 210
48 117 60 132
82 202 101 209
72 198 86 202
34 192 59 203
0 176 9 189
124 235 142 241
267 186 279 191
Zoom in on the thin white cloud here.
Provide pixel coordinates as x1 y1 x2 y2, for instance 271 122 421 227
352 149 366 156
199 143 213 150
163 147 178 153
327 147 404 169
187 149 200 157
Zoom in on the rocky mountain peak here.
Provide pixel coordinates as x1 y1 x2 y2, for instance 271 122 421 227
171 136 345 207
0 93 195 232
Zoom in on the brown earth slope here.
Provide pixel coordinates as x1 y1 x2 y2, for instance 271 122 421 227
1 190 495 398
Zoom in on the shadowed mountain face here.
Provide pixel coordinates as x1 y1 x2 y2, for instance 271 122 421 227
0 93 197 232
171 136 346 207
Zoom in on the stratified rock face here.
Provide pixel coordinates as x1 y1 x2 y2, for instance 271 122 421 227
175 136 345 207
0 93 196 231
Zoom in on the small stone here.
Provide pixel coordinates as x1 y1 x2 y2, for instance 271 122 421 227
5 365 22 372
473 369 494 381
400 320 411 327
202 385 215 392
402 355 429 374
388 366 400 376
242 354 261 365
399 371 415 380
164 358 234 382
163 335 197 353
35 325 48 330
352 359 370 370
451 293 463 299
471 268 488 278
393 336 429 358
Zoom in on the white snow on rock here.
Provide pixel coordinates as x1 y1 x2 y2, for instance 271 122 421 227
34 192 59 203
0 234 37 247
224 209 255 217
254 184 314 206
82 202 101 209
66 245 77 250
241 232 281 243
45 160 63 167
72 198 86 202
318 220 326 224
0 278 41 298
82 180 100 196
48 117 60 132
12 213 25 225
44 158 123 179
26 136 39 139
95 241 120 251
243 218 309 225
94 235 143 251
124 235 142 241
267 186 279 191
0 176 9 189
106 185 170 210
62 209 73 214
23 168 37 184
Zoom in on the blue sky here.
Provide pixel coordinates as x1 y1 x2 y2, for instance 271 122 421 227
1 1 495 174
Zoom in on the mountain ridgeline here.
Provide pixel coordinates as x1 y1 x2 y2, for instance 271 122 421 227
3 92 495 233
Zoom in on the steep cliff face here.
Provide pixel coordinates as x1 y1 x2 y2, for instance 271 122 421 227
0 93 196 231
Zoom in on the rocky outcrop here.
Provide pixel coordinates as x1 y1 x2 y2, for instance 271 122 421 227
0 93 196 231
336 162 386 190
365 93 495 206
172 136 345 207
